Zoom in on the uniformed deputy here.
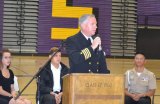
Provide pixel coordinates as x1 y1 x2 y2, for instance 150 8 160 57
66 14 110 73
124 52 157 104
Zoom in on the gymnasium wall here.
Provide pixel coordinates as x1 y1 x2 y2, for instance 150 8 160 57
137 0 160 59
37 0 112 55
0 0 4 51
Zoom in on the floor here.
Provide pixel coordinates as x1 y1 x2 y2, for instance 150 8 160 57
11 56 160 104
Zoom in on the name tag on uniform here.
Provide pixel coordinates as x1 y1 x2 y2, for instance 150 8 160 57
141 77 148 81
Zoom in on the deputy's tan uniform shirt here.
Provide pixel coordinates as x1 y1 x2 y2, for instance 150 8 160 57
125 68 157 94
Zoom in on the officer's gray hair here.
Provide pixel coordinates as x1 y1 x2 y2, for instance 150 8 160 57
79 14 95 26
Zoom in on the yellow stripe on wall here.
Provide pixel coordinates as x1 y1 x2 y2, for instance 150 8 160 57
52 0 92 17
51 0 92 39
51 28 80 39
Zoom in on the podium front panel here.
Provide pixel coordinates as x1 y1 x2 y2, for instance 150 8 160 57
63 74 124 104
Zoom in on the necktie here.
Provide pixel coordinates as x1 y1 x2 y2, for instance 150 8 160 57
88 38 91 46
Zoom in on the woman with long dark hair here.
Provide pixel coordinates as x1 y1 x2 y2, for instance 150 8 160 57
0 48 32 104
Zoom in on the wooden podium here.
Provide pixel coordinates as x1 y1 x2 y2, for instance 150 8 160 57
62 74 124 104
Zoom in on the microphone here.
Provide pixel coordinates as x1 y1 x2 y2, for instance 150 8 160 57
95 34 102 51
60 40 66 52
61 40 66 47
98 44 102 51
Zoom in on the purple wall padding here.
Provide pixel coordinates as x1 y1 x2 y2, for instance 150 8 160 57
138 0 160 26
37 0 112 55
0 0 4 51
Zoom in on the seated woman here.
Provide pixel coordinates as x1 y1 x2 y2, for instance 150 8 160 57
0 48 32 104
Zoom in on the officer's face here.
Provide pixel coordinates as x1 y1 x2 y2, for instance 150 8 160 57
81 17 97 37
134 54 146 67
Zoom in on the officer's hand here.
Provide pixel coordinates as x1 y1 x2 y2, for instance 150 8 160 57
91 37 101 50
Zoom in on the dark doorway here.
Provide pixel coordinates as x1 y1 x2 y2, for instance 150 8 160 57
137 29 160 59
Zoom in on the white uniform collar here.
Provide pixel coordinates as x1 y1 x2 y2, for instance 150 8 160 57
81 31 92 40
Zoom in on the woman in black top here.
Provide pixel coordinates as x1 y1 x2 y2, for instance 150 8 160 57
0 49 32 104
0 69 14 103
